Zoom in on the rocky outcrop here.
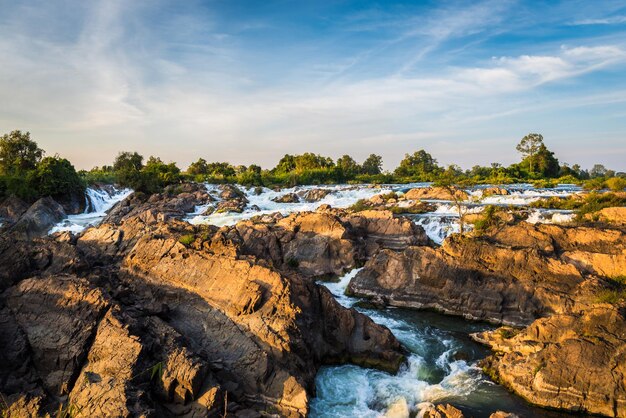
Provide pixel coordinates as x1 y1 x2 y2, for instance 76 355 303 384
272 192 300 203
8 197 66 239
348 221 623 325
104 183 213 225
404 187 469 201
587 206 626 225
474 306 626 417
301 188 331 202
481 186 509 197
0 195 29 224
218 208 430 279
0 204 407 417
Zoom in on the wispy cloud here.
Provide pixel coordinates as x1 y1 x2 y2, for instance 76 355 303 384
0 0 625 170
572 15 626 25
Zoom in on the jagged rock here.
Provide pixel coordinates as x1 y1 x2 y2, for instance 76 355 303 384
404 187 468 201
272 193 300 203
587 206 626 225
9 197 66 239
481 186 510 197
348 222 622 325
417 403 465 418
489 412 519 418
4 276 109 396
301 188 331 202
0 195 29 224
69 307 151 416
475 306 626 417
0 236 85 291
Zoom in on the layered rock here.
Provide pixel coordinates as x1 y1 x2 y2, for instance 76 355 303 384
404 187 469 201
1 203 408 417
474 305 626 417
348 221 623 325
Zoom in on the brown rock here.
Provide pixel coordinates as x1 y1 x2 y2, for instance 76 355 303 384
476 306 626 417
272 192 300 203
404 187 469 201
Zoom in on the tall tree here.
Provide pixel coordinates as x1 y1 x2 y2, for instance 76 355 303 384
0 130 44 175
516 133 544 174
394 150 441 178
336 154 361 176
362 154 383 175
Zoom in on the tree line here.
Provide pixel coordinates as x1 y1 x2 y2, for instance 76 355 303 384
1 130 624 203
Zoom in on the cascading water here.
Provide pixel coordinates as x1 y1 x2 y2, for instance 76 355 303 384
48 186 132 234
311 270 586 418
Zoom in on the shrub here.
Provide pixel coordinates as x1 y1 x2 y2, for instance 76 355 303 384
179 234 196 246
606 177 626 192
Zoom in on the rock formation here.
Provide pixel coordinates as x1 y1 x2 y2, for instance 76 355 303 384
474 305 626 417
348 221 622 325
0 190 410 417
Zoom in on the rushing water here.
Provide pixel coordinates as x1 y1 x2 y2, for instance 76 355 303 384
49 186 132 234
187 183 580 244
311 270 588 418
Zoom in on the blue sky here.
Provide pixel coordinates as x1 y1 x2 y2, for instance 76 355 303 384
1 0 625 171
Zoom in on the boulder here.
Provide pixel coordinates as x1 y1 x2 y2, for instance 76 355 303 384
587 206 626 225
9 197 66 239
404 187 468 201
481 187 510 197
272 193 300 203
301 188 331 202
0 195 29 223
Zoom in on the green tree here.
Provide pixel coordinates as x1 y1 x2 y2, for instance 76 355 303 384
30 156 85 198
362 154 383 175
336 155 361 176
274 154 296 174
590 164 608 178
113 151 144 173
394 150 441 179
188 158 208 175
0 130 44 175
516 133 544 174
523 143 559 178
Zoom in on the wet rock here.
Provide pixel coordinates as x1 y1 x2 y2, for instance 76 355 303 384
272 192 300 203
475 306 626 417
301 188 331 202
482 187 509 197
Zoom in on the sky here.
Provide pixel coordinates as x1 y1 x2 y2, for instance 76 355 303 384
1 0 626 171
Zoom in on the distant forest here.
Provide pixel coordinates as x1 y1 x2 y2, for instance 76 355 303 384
1 130 625 203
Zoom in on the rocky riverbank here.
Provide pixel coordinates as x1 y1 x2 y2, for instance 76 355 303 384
0 187 414 417
1 182 624 417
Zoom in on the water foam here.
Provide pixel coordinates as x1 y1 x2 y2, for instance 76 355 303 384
49 186 132 234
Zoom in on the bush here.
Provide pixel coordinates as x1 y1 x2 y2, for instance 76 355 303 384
606 177 626 192
179 234 196 246
30 156 85 199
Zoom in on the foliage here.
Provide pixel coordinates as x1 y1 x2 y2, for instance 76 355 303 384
362 154 383 175
394 150 442 179
179 234 196 246
0 130 44 175
29 156 85 199
516 133 544 174
606 177 626 192
473 205 499 233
